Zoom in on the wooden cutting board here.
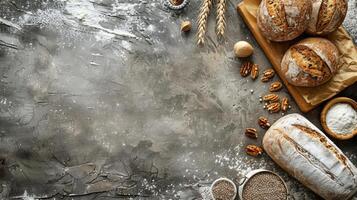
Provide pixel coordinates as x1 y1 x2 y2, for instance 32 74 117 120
237 2 343 113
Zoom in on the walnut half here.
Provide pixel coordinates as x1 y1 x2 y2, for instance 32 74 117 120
267 102 281 113
269 81 283 92
263 93 280 102
261 69 275 82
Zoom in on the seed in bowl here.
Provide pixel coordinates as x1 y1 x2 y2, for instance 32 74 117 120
242 172 287 200
212 179 236 200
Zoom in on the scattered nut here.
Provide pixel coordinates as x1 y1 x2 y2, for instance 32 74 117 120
246 145 263 157
240 62 253 77
250 64 259 80
281 97 289 112
171 0 184 6
269 81 283 92
261 69 275 82
181 21 192 32
266 102 281 113
245 128 258 139
234 41 254 58
263 94 279 102
258 116 270 129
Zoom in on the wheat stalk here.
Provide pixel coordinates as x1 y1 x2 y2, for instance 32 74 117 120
216 0 226 39
197 0 213 46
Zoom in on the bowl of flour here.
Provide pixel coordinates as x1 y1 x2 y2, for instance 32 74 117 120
321 97 357 140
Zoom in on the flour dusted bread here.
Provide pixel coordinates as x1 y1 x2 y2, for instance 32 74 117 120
257 0 312 41
263 113 357 200
281 37 339 87
307 0 348 35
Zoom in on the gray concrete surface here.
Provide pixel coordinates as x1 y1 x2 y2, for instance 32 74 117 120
0 0 355 199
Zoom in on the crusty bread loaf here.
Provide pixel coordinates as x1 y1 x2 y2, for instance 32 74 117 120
307 0 348 35
257 0 312 42
263 113 357 200
281 37 339 87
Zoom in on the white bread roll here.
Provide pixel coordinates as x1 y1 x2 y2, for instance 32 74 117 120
263 113 357 200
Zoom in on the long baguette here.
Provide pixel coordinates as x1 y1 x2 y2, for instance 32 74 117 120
263 113 357 200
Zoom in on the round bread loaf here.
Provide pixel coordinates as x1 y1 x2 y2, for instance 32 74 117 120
257 0 312 42
281 37 339 87
307 0 348 35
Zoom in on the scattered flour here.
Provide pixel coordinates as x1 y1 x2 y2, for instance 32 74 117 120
214 144 271 177
20 191 36 200
326 103 357 134
64 0 137 40
18 8 81 41
112 1 137 15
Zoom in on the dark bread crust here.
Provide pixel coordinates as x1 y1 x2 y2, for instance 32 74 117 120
281 37 339 87
317 0 336 32
257 0 312 41
307 0 347 35
290 45 331 80
266 0 288 31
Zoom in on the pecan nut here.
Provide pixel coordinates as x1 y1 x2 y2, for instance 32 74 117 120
261 69 275 82
258 116 270 129
269 81 283 92
250 64 259 80
267 102 281 113
240 62 253 77
245 128 258 139
246 145 263 157
263 93 279 102
281 97 289 112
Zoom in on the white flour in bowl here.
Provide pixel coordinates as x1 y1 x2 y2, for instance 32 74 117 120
326 103 357 135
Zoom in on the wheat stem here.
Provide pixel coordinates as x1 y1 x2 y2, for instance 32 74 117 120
197 0 213 46
216 0 226 39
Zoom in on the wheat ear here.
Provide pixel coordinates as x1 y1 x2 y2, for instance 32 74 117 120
216 0 226 39
197 0 213 46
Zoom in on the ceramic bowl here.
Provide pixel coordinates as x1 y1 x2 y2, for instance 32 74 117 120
321 97 357 140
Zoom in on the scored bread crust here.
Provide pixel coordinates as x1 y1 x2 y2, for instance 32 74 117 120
281 37 339 87
257 0 312 41
307 0 348 35
263 113 357 200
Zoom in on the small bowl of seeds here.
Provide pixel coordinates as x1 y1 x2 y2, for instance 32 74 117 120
238 169 288 200
210 177 237 200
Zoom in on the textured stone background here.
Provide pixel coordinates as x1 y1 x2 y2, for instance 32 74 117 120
0 0 355 199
